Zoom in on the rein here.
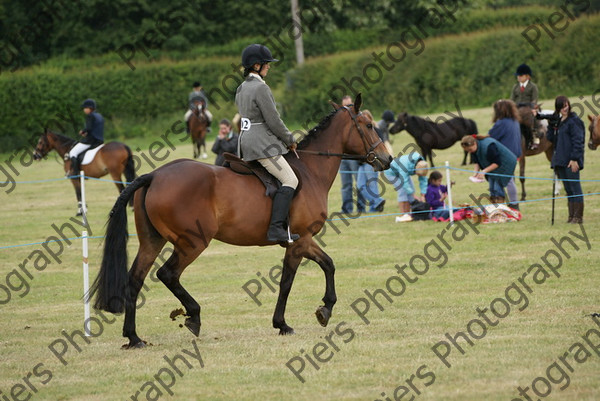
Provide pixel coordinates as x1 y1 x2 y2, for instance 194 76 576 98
296 106 383 165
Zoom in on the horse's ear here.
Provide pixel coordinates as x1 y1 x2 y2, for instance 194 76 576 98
329 100 340 110
353 93 362 114
588 115 594 122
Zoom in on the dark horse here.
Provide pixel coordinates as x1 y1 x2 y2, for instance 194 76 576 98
389 112 478 166
33 129 136 214
89 94 392 348
190 99 208 159
588 114 600 150
516 105 553 201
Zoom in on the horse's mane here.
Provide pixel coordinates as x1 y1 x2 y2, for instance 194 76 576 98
47 130 76 145
297 108 340 150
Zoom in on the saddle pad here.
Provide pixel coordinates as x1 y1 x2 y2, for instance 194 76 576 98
82 144 105 165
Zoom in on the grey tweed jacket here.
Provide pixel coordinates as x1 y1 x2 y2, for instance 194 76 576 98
235 74 295 161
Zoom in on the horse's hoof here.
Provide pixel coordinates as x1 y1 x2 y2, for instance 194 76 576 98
315 306 331 327
122 340 147 349
278 326 295 335
184 318 201 337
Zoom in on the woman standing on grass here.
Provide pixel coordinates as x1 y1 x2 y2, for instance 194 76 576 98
546 95 585 223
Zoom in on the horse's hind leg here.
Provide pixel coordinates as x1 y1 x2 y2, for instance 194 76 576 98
123 195 167 348
156 244 206 337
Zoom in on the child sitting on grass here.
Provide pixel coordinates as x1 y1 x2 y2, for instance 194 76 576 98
425 171 450 220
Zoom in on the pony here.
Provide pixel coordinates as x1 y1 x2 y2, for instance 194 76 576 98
189 98 208 159
33 129 136 214
389 112 478 166
89 94 392 348
516 105 553 201
588 115 600 150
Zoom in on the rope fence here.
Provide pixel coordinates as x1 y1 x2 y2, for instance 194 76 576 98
2 163 599 251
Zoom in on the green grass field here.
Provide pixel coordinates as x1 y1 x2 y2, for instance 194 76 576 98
0 100 599 401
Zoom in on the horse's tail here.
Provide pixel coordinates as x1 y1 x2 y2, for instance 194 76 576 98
89 173 154 313
123 145 137 184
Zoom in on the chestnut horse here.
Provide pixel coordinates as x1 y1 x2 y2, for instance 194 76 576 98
190 99 208 159
588 115 600 150
517 105 553 200
89 94 392 348
33 129 136 214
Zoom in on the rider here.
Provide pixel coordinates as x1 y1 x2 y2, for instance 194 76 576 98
236 44 299 243
510 63 544 149
68 99 104 177
185 81 213 133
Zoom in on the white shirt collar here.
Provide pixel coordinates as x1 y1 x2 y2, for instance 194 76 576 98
521 80 529 88
249 72 265 83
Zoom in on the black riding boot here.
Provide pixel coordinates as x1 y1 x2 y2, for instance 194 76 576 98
567 201 575 223
267 186 299 242
69 157 79 177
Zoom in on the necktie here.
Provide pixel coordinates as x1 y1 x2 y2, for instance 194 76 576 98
520 85 525 93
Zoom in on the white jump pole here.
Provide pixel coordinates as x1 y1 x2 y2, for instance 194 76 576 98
79 170 91 336
82 230 91 336
445 161 454 224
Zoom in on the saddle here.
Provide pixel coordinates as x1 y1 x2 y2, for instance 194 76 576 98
222 153 301 198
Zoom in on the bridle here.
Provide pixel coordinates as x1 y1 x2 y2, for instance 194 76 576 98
33 132 49 160
297 106 384 168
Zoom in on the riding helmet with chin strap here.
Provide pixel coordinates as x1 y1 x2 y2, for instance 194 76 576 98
382 110 395 123
241 44 278 69
81 98 97 109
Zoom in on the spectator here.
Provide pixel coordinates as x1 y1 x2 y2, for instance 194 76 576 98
546 95 585 223
339 95 365 214
461 135 517 205
378 110 395 155
426 171 450 220
357 110 385 212
211 119 239 166
384 152 428 222
488 99 522 209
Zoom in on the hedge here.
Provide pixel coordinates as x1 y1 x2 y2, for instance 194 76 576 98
281 14 600 124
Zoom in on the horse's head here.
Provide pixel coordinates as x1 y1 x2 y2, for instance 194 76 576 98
389 112 408 134
33 129 52 160
335 94 392 171
588 115 600 150
192 97 206 116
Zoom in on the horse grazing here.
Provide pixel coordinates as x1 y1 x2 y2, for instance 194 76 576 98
389 112 478 166
33 129 136 214
190 99 208 159
588 115 600 150
89 94 392 348
516 105 553 200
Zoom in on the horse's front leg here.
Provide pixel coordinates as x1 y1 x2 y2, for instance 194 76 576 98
302 239 336 327
273 247 303 335
70 178 85 216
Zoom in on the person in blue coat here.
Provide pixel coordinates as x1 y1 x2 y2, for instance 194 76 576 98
68 99 104 177
461 135 517 205
488 99 522 209
546 95 585 223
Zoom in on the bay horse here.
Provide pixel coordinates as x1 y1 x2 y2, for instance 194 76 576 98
89 94 392 348
516 105 553 200
389 112 478 166
33 129 136 214
190 99 208 159
588 115 600 150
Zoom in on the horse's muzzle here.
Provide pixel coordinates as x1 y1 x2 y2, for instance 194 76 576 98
33 152 42 160
588 142 598 151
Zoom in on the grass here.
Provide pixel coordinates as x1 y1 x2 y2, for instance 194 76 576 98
0 99 599 401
